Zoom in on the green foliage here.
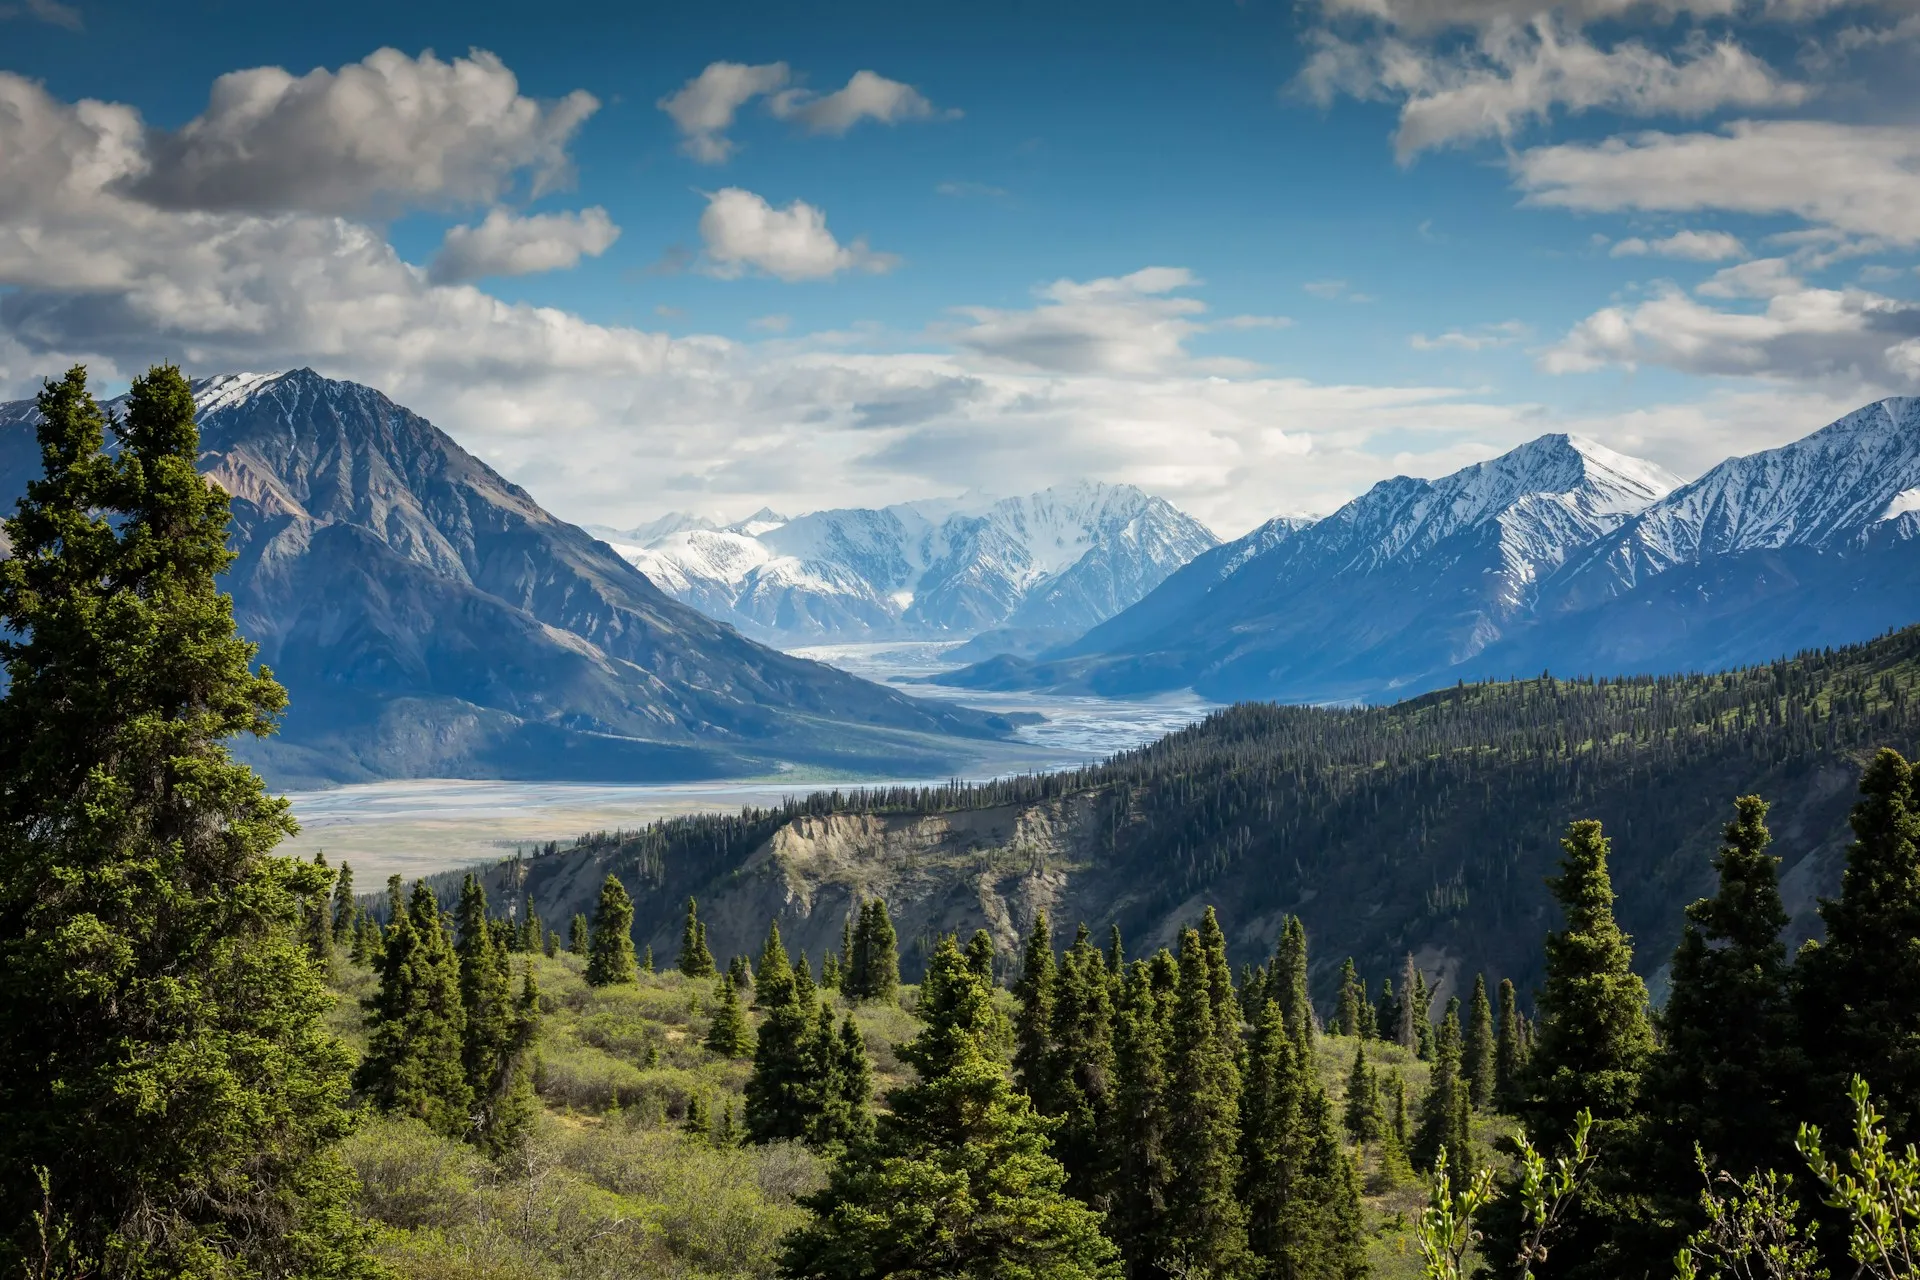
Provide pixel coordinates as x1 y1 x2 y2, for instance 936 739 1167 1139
1496 978 1525 1110
332 860 357 944
757 919 796 1006
1414 1000 1472 1173
1674 1154 1826 1280
1798 1076 1920 1280
567 913 587 955
586 874 639 987
1465 975 1497 1111
844 897 900 1003
1344 1041 1386 1145
0 364 373 1275
679 895 717 977
1336 958 1366 1038
453 875 539 1155
1108 956 1177 1274
1045 923 1118 1201
1014 910 1057 1104
1276 914 1314 1049
1165 924 1252 1278
777 935 1121 1280
360 882 473 1138
707 971 755 1058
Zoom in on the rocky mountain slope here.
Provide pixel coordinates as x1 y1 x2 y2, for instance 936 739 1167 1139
462 626 1920 1006
939 433 1683 701
0 370 1018 788
607 483 1218 646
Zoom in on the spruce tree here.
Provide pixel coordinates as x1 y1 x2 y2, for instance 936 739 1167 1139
818 1013 875 1152
746 925 821 1144
850 898 900 1003
518 890 541 952
1412 998 1472 1172
1045 923 1116 1201
1275 914 1314 1049
1108 957 1176 1273
778 936 1120 1280
1198 905 1240 1042
1334 957 1364 1038
1396 955 1420 1051
454 875 523 1152
1014 911 1057 1105
965 927 997 985
678 896 716 977
1412 969 1435 1059
0 365 371 1276
1495 978 1524 1108
1108 923 1125 973
331 860 357 944
757 919 796 1006
1357 977 1377 1040
1376 977 1397 1048
1464 973 1497 1110
707 971 755 1058
1342 1040 1384 1143
1796 749 1920 1145
359 882 472 1138
585 874 639 987
1163 927 1250 1278
304 852 337 965
568 913 589 956
821 950 841 989
641 943 654 974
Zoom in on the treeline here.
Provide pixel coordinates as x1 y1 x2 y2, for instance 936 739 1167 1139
484 626 1920 994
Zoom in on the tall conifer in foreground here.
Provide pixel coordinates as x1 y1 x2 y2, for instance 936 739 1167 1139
845 897 901 1003
331 860 357 944
778 935 1120 1280
1108 956 1176 1275
707 971 755 1058
1015 911 1058 1104
0 365 372 1276
1495 978 1524 1107
360 881 472 1138
1412 998 1472 1172
586 874 638 987
1464 974 1497 1110
1334 957 1364 1038
679 895 716 977
1046 923 1117 1200
454 874 537 1154
1163 926 1250 1278
1274 915 1313 1049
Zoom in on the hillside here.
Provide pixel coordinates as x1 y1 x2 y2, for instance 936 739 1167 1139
456 626 1920 1008
0 371 1019 788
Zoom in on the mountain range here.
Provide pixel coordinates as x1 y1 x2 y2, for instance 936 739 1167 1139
595 483 1217 649
936 399 1920 702
0 370 1020 789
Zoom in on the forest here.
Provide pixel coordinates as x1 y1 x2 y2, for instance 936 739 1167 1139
2 365 1918 1280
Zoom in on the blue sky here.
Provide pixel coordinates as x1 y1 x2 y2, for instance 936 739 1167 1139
2 0 1917 534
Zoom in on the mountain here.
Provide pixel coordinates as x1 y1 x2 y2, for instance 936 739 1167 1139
937 433 1682 700
458 625 1920 1009
611 482 1219 645
0 370 1019 788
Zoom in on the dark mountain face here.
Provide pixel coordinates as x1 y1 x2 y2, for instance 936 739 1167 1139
0 370 1016 787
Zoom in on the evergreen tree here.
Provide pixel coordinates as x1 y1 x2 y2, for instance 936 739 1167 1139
1396 955 1420 1051
1109 923 1125 973
0 365 372 1276
568 913 589 956
1357 977 1377 1040
331 860 357 944
1412 969 1435 1059
359 882 472 1138
827 1014 877 1151
585 874 639 987
1108 957 1176 1275
746 925 820 1144
847 897 900 1003
544 928 559 958
1376 977 1397 1049
821 950 842 989
1163 927 1250 1278
518 890 541 953
454 874 529 1153
304 851 336 965
641 943 654 974
1198 905 1240 1043
757 920 796 1006
1412 998 1472 1172
1014 911 1057 1105
678 896 716 977
1342 1041 1384 1143
1796 749 1920 1146
1334 957 1364 1038
350 912 381 966
1464 974 1497 1110
1495 978 1524 1108
707 971 755 1058
778 936 1120 1280
1275 914 1314 1049
965 927 997 985
1045 923 1117 1201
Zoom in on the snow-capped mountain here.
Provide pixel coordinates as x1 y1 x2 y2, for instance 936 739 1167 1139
942 433 1684 701
0 370 1017 786
611 482 1219 643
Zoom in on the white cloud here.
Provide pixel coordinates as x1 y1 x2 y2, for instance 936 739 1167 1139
0 0 82 29
1514 121 1920 243
1694 256 1800 297
1303 279 1376 302
1411 320 1532 349
427 207 619 284
1310 0 1889 33
768 70 950 134
944 267 1221 375
132 48 597 215
750 313 792 332
1609 229 1747 259
656 61 791 164
696 187 897 282
1301 20 1806 159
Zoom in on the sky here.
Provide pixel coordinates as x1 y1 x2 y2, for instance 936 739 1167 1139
1 0 1917 537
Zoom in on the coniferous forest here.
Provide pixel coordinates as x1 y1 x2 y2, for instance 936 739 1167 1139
3 367 1920 1280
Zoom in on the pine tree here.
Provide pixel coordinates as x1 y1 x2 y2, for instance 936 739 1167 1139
965 927 997 985
544 928 559 957
1014 911 1057 1105
828 1014 877 1151
1108 923 1125 973
746 925 820 1144
568 913 589 956
1163 926 1250 1278
1797 750 1920 1145
518 890 541 953
359 881 472 1138
678 896 716 977
1357 977 1377 1040
1412 998 1472 1172
1396 955 1420 1051
821 950 842 988
707 971 755 1058
0 365 372 1275
641 943 654 973
454 875 525 1153
331 860 357 944
1045 923 1116 1201
1412 969 1435 1059
304 851 337 965
757 920 796 1006
1275 914 1314 1049
1334 957 1364 1038
847 898 900 1003
1108 956 1176 1273
1376 977 1397 1048
1464 974 1497 1110
1495 978 1524 1108
1342 1040 1384 1143
585 874 639 987
778 936 1120 1280
1198 905 1240 1043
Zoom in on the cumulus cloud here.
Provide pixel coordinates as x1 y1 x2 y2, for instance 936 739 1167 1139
1300 20 1806 158
1310 0 1888 33
129 48 597 215
1514 121 1920 243
944 267 1223 375
656 61 791 164
1609 229 1747 259
427 206 620 284
697 187 897 282
768 70 951 134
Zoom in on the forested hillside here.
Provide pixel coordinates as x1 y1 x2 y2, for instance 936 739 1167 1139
465 626 1920 1003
